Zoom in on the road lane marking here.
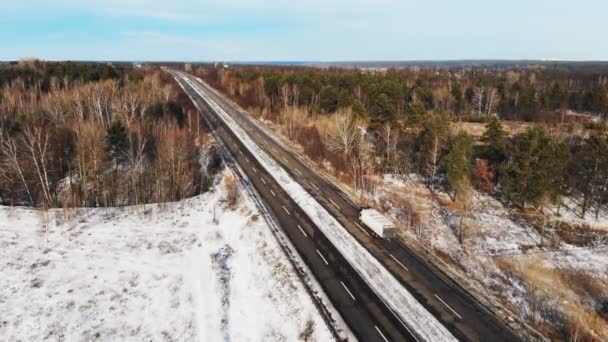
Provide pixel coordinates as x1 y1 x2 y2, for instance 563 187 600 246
389 254 409 271
282 206 290 215
252 167 257 173
270 190 276 197
261 178 266 185
282 157 289 164
340 281 356 301
271 147 278 153
328 198 340 210
297 225 308 237
295 168 303 176
374 326 389 342
434 294 463 320
245 157 249 163
239 150 244 155
316 249 329 265
312 184 320 191
355 222 371 236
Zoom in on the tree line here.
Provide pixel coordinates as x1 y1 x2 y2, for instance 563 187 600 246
203 64 608 124
0 62 207 208
197 65 608 223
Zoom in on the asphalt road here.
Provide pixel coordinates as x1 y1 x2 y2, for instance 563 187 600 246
172 71 418 342
173 70 522 342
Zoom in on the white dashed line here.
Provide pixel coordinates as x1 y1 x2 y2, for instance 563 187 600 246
389 254 409 272
295 169 303 176
312 184 320 191
282 157 289 164
316 250 329 265
341 281 356 301
252 167 257 173
355 222 371 236
282 206 290 215
270 190 276 197
375 326 389 342
261 178 266 185
434 294 463 320
328 198 340 210
297 225 308 237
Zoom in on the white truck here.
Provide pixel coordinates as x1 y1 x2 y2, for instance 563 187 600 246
359 209 397 238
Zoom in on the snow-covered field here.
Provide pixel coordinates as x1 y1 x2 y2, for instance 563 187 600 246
0 174 332 341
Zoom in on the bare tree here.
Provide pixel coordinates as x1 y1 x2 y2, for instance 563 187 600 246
2 137 34 204
280 83 290 108
22 126 53 206
380 122 399 171
485 87 499 114
472 87 484 115
456 181 474 245
326 109 359 156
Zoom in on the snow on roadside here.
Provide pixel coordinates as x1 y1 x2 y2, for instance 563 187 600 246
0 173 332 341
185 76 457 342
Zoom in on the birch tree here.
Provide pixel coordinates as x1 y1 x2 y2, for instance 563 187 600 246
326 109 359 156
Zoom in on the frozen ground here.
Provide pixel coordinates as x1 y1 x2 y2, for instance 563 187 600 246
0 174 332 341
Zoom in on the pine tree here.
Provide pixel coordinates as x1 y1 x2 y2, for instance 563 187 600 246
442 132 473 199
369 93 395 129
481 115 507 166
106 120 129 165
406 101 426 126
570 134 608 218
320 85 338 113
418 115 450 186
500 127 568 208
351 98 367 117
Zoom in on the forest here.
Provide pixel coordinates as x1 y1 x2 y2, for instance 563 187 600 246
0 61 210 208
197 64 608 220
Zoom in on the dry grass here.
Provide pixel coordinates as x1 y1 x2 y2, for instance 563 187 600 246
499 258 608 341
450 121 534 138
223 174 240 208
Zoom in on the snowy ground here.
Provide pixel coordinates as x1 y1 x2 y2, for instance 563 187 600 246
378 173 608 339
0 173 332 341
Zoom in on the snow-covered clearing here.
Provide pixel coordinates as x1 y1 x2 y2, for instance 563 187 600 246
184 75 457 342
0 173 332 341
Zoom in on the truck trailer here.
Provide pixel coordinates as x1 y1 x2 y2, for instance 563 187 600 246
359 209 397 238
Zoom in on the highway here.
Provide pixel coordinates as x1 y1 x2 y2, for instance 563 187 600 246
171 70 417 342
172 70 521 342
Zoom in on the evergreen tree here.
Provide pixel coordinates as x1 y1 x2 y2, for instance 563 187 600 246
518 87 540 122
451 82 464 115
570 134 608 218
351 98 367 117
442 132 474 199
106 120 129 165
406 101 426 126
480 116 507 166
500 127 568 208
369 93 395 129
417 114 450 185
320 85 338 113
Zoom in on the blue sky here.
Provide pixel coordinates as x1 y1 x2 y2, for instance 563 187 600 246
2 0 607 61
